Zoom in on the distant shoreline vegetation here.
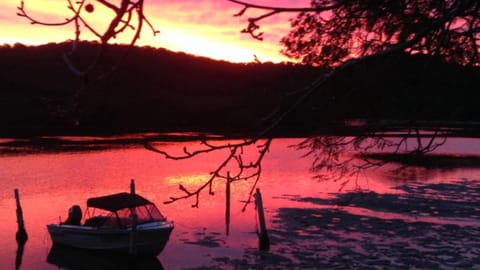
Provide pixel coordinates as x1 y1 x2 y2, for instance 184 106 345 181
0 42 479 137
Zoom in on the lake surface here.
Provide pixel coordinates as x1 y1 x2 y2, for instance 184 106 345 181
0 136 479 269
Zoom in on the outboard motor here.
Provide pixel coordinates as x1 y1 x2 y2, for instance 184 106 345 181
62 205 82 225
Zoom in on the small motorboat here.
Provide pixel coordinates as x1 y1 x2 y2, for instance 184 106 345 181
47 184 174 255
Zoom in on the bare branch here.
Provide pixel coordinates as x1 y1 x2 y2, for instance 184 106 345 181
96 0 119 13
228 0 346 13
147 137 271 210
18 0 160 78
145 139 252 160
229 0 347 39
17 0 78 26
153 41 453 203
161 143 238 207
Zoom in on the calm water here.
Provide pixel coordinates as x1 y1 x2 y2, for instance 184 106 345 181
0 136 479 269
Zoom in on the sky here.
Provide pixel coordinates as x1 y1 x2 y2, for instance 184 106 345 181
0 0 308 63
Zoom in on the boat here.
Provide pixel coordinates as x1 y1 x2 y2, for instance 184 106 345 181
47 184 174 255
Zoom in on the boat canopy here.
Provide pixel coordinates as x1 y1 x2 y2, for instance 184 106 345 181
87 192 153 212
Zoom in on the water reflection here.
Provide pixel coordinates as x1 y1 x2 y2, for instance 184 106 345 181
226 180 480 269
15 238 26 270
47 245 164 270
0 136 480 269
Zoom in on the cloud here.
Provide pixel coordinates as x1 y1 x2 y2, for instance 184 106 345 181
147 0 296 43
144 0 301 62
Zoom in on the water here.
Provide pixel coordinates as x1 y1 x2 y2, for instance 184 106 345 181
0 136 479 269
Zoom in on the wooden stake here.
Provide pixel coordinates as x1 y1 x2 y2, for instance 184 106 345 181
255 188 269 251
129 179 137 255
130 179 135 195
129 212 138 255
15 236 26 270
14 189 28 242
226 172 231 235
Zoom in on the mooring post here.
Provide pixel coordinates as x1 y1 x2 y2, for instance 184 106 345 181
255 188 270 251
129 212 138 255
226 172 231 235
129 179 137 255
14 189 28 242
15 238 26 270
130 179 136 195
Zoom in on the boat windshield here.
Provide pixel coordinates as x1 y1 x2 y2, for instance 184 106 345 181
116 204 166 226
83 208 118 228
83 204 165 228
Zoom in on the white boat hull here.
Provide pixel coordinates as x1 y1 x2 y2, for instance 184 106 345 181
47 221 174 255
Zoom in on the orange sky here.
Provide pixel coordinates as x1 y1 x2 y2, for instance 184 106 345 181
0 0 307 63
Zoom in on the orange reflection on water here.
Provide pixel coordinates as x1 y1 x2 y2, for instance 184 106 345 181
1 137 479 269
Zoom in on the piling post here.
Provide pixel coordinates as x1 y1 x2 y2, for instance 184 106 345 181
14 189 27 270
129 179 137 255
129 212 138 255
15 238 26 270
255 188 270 251
14 189 28 242
130 179 136 195
226 172 231 235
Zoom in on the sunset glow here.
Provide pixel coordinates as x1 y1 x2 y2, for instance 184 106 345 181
0 0 305 63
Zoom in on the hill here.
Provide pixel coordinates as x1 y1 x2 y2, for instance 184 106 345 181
0 42 478 136
282 53 480 133
0 42 318 135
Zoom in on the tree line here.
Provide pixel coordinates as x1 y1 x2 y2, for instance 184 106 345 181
0 42 478 136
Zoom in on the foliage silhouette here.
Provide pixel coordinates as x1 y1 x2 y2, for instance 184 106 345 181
229 0 480 182
231 0 479 67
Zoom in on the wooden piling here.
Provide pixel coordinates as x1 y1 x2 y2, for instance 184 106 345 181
15 188 27 270
130 179 136 195
129 179 137 255
14 189 28 242
129 212 138 255
255 188 270 251
225 172 231 235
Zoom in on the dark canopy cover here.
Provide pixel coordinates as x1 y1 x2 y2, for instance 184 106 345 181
87 192 153 212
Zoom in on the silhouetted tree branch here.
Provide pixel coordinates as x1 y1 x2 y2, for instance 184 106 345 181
230 0 479 67
17 0 159 125
144 0 478 206
230 0 348 40
227 0 476 182
294 126 449 186
145 138 272 210
17 0 159 77
15 0 478 211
